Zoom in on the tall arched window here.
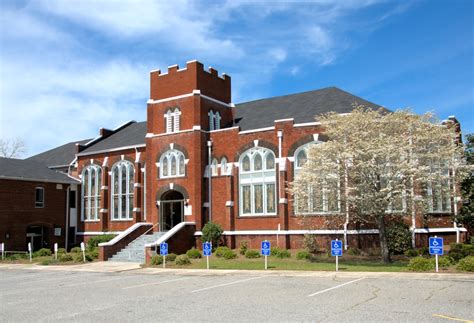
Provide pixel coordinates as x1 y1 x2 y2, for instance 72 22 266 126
82 164 102 221
239 147 276 216
111 160 134 220
294 142 340 214
209 110 221 131
426 161 451 213
211 158 218 176
165 108 181 133
220 157 228 175
160 150 186 178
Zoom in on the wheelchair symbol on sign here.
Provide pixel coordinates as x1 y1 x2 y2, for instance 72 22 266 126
432 240 439 246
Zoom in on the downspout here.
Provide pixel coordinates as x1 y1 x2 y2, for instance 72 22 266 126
207 140 213 222
65 185 70 250
277 130 283 201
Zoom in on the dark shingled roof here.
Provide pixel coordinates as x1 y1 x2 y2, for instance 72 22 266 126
0 157 80 184
78 121 147 155
28 138 91 167
234 87 382 130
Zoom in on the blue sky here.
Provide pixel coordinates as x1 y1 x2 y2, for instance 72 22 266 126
0 0 472 157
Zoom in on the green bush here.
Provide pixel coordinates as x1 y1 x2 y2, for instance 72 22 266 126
431 256 453 268
59 253 73 262
186 248 202 259
215 246 232 258
175 254 191 265
87 234 116 251
347 248 361 256
166 253 177 262
271 247 291 258
408 257 435 272
404 249 419 257
448 243 474 262
33 248 52 257
419 246 430 256
40 259 58 266
73 252 92 263
221 249 237 260
88 248 99 259
457 256 474 272
70 247 82 253
201 222 223 249
296 250 311 260
57 248 67 255
151 255 163 266
8 253 27 260
245 250 261 259
386 222 412 255
239 241 249 255
303 234 319 254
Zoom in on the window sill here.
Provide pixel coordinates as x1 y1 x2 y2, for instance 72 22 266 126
110 219 134 222
83 220 100 223
292 212 343 217
238 214 279 218
159 175 187 180
426 212 452 216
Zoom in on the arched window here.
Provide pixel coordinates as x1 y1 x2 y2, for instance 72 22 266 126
294 142 340 214
81 164 102 221
239 147 276 215
165 108 181 133
209 110 221 131
211 158 218 176
111 160 134 220
160 150 186 178
426 160 451 213
220 157 228 176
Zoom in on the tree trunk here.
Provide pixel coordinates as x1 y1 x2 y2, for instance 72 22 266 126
377 216 391 264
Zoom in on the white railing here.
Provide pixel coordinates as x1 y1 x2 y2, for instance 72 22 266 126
144 222 195 248
98 222 152 247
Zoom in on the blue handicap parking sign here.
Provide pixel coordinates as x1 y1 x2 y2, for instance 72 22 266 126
331 240 343 257
429 237 443 255
261 240 271 256
203 242 212 256
160 242 168 256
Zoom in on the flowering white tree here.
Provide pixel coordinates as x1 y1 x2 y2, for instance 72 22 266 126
291 107 469 263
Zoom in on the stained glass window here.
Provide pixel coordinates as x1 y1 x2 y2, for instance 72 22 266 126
111 160 134 220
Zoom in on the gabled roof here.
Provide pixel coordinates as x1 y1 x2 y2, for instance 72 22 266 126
27 138 91 168
234 87 382 130
78 121 147 155
0 157 80 184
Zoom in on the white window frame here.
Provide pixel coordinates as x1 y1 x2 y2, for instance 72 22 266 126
211 158 218 176
111 160 134 221
35 187 44 208
81 164 102 221
426 162 451 213
208 110 221 131
159 149 186 178
239 147 277 216
165 108 181 133
220 157 228 176
293 142 341 215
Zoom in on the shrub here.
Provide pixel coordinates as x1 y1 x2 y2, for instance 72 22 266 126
303 234 319 254
239 241 249 255
419 246 430 256
175 255 191 265
457 256 474 272
245 250 261 259
201 222 223 249
431 256 453 269
87 234 116 251
347 248 361 256
186 248 202 259
57 248 67 255
40 259 58 266
59 253 73 262
88 248 99 259
33 248 52 257
386 222 412 255
151 255 163 266
448 244 474 262
166 253 177 262
271 247 291 258
296 250 311 260
9 253 27 260
404 249 418 257
73 252 92 262
70 247 82 253
222 249 237 260
408 257 434 272
215 246 231 258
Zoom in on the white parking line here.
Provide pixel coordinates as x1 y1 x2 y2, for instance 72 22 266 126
64 276 134 287
122 277 191 290
308 277 366 297
190 276 264 294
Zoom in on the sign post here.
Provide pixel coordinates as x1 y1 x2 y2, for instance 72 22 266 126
0 243 4 260
331 239 343 272
80 242 86 263
28 242 32 262
54 243 58 260
160 242 168 269
203 242 212 270
261 240 271 270
429 236 443 273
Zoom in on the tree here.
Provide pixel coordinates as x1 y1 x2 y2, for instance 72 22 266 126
0 138 27 158
291 107 469 263
457 133 473 236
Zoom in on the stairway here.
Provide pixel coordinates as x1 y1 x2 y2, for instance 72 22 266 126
108 232 165 263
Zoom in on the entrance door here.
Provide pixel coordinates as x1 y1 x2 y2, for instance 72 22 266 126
26 225 47 251
160 191 184 231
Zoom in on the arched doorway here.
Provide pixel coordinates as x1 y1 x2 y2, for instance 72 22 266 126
160 190 184 231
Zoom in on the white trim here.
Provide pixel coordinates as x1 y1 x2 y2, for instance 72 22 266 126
145 129 195 138
239 126 275 135
145 222 196 247
77 231 123 236
279 198 288 204
294 122 321 128
133 207 141 212
274 118 294 123
225 201 234 207
98 222 152 246
0 176 79 184
201 94 232 108
99 209 108 213
77 144 146 157
147 93 193 104
414 227 467 233
147 91 232 108
194 229 380 236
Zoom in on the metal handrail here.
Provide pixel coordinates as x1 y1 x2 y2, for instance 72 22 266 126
142 221 160 236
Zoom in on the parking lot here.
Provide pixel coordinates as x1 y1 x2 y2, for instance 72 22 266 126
0 266 473 322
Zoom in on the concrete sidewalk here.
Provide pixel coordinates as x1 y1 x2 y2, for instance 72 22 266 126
0 261 142 273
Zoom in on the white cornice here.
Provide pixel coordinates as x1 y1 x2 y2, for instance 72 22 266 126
147 91 233 108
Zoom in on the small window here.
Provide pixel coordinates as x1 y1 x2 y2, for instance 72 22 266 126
165 108 181 133
211 158 218 176
35 187 44 208
220 157 228 175
209 110 221 131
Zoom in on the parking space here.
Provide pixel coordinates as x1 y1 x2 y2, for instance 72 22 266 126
0 267 472 322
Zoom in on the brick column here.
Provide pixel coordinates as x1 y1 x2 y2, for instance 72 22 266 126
133 161 142 222
225 169 235 248
100 165 109 231
278 158 290 249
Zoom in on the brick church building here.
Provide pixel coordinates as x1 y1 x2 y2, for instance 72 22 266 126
3 60 465 260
